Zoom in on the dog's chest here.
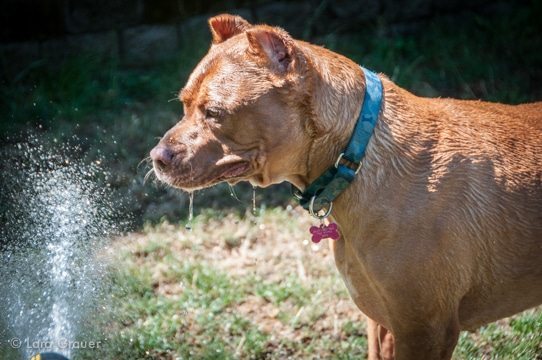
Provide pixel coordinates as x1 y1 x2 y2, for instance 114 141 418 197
331 236 391 328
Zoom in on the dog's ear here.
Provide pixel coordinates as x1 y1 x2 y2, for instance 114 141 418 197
208 14 251 44
246 26 295 73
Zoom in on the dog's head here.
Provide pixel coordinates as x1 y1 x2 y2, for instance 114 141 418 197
150 14 314 191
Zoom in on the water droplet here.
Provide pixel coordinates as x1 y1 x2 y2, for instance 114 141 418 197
229 184 240 201
185 192 194 231
0 134 127 358
252 186 257 216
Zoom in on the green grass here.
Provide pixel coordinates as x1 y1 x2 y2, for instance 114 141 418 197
455 311 542 359
75 209 370 359
74 209 541 359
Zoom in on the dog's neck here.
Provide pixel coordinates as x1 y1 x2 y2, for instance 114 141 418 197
297 42 382 186
295 42 418 225
292 43 364 188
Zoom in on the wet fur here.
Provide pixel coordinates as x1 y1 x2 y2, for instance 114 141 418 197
151 14 542 359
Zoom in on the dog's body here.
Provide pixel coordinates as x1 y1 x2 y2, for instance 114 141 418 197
331 77 542 359
151 14 542 359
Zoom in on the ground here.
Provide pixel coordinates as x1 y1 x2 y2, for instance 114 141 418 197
80 207 542 359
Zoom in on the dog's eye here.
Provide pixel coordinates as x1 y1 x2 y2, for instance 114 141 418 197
205 108 221 119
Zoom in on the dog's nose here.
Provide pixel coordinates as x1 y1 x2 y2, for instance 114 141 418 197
150 146 174 171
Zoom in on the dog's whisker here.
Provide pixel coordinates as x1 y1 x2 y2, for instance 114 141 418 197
137 156 152 170
143 169 155 184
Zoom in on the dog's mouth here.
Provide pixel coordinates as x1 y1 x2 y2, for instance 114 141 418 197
154 160 252 191
215 161 251 182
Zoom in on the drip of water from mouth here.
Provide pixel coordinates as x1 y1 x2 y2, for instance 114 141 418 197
185 192 194 231
252 186 257 216
229 184 241 202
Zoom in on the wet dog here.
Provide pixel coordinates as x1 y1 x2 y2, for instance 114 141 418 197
151 14 542 359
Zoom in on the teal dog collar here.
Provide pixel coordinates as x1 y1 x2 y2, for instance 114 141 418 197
294 67 383 215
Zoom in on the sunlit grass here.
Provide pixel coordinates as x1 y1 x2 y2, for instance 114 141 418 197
74 209 542 359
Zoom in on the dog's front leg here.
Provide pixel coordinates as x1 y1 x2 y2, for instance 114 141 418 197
367 317 395 360
392 315 460 360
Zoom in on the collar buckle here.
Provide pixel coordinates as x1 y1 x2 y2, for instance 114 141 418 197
334 153 363 175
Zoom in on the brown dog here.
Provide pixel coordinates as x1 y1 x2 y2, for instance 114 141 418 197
150 14 542 359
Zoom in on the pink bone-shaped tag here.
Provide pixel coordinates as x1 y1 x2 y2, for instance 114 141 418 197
309 222 340 243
